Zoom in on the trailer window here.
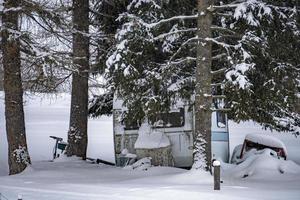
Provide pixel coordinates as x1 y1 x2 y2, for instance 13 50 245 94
121 108 185 130
123 119 140 130
217 112 226 128
149 108 185 128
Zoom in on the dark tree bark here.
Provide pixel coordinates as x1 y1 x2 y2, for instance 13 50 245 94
193 0 212 171
0 66 3 91
1 0 31 175
297 97 300 114
66 0 89 159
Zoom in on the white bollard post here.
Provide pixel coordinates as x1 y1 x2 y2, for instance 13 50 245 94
17 194 22 200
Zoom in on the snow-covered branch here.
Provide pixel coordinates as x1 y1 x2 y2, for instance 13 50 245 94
122 13 197 29
169 57 196 65
153 28 197 41
169 37 198 62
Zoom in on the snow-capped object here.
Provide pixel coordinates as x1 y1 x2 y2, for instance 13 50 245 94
134 130 171 149
226 148 300 178
124 153 137 159
225 62 254 89
245 134 288 156
134 121 170 149
233 0 272 26
127 0 161 10
213 160 221 167
124 157 152 171
121 149 137 159
121 148 129 155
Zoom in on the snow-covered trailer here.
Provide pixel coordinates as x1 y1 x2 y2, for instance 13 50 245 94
113 97 230 168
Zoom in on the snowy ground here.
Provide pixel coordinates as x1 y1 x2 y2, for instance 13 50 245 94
1 92 300 200
0 92 114 176
0 156 299 200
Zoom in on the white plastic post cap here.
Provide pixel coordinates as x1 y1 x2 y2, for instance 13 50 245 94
213 160 221 167
18 194 22 200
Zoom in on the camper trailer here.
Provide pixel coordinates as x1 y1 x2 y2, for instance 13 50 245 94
113 97 230 168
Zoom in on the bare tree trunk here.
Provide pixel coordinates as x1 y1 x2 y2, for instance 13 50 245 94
2 0 31 175
66 0 89 159
193 0 212 171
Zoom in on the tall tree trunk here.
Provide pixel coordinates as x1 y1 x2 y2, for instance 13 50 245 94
2 0 31 175
66 0 89 159
0 66 3 91
193 0 212 171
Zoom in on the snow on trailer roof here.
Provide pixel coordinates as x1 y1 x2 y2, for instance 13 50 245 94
245 134 288 156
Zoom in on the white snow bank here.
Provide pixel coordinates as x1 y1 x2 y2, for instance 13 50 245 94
134 121 170 149
225 149 300 179
245 133 287 155
1 156 300 200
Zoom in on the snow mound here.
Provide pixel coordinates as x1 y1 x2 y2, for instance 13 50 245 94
124 157 152 171
134 130 170 149
227 149 300 179
134 122 170 149
245 134 287 156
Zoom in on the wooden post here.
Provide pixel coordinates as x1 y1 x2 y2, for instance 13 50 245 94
213 160 221 190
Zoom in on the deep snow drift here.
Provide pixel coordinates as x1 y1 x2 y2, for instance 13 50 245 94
1 92 300 200
0 155 299 200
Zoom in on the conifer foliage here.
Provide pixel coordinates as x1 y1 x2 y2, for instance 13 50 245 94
105 0 299 169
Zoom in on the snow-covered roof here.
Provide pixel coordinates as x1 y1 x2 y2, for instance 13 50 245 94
245 134 287 155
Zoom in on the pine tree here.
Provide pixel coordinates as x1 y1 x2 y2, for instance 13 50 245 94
88 0 130 117
103 0 299 169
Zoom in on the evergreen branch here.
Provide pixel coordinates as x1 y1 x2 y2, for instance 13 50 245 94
212 4 240 9
169 37 197 62
169 57 196 65
148 14 198 28
124 13 197 29
211 68 227 75
212 53 227 60
211 26 237 35
153 28 197 40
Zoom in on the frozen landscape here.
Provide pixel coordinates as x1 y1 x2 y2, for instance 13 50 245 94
1 0 299 199
1 92 300 200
